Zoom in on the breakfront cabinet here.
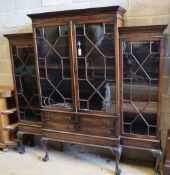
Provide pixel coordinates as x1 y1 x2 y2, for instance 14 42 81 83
5 34 42 153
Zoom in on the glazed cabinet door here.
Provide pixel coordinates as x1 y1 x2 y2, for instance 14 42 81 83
35 25 74 109
11 45 41 123
74 21 117 114
121 40 161 137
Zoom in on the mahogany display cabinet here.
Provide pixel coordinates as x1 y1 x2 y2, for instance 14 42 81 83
5 34 42 153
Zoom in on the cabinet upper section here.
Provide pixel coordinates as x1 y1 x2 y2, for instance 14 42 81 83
29 6 125 115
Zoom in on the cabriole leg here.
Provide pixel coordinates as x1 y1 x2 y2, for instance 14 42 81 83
110 145 122 175
151 149 162 175
41 137 49 162
17 131 25 154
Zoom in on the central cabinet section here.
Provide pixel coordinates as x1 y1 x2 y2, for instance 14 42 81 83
29 6 126 148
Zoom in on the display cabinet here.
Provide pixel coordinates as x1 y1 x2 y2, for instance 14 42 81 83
5 34 42 153
28 6 126 175
119 25 167 175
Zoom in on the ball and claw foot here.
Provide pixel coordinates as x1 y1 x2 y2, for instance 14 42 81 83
42 154 49 162
155 171 161 175
18 146 25 154
115 168 121 175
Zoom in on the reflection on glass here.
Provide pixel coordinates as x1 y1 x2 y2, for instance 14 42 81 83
60 26 68 35
76 22 115 113
36 28 43 37
123 41 160 136
37 38 50 58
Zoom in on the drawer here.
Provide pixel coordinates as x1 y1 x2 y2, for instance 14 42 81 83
44 121 75 132
79 126 115 137
43 112 75 123
79 116 115 128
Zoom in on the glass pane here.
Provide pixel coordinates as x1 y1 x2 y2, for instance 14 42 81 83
123 41 160 136
13 56 24 75
54 36 69 57
63 58 71 78
87 49 105 89
78 59 86 79
76 22 115 113
37 38 50 58
18 47 30 63
44 26 59 45
85 23 104 45
40 79 53 97
38 59 46 78
98 34 114 57
46 50 62 86
12 46 17 56
105 22 114 34
36 25 73 109
12 46 40 122
60 26 68 35
58 80 72 99
36 27 43 37
76 25 84 35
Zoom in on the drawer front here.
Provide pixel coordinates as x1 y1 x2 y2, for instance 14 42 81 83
79 116 115 128
44 121 75 132
43 112 75 123
79 126 115 137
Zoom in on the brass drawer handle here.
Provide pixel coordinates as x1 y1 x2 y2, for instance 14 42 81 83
44 115 52 121
66 125 72 129
104 130 110 135
103 120 110 125
65 116 71 122
82 119 90 123
83 128 90 133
